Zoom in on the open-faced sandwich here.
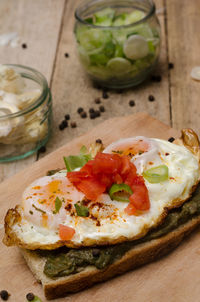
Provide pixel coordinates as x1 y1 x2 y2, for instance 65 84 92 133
3 129 200 300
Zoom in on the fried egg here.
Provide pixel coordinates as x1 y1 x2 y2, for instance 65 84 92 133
4 131 200 249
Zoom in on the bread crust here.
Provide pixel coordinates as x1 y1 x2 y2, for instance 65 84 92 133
21 214 200 300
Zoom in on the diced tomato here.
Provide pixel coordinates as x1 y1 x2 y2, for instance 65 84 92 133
124 203 137 215
81 160 94 175
67 171 89 183
59 224 75 240
76 178 106 200
98 173 113 187
66 152 150 215
121 156 136 176
132 175 145 186
92 153 122 175
112 173 123 184
129 185 150 211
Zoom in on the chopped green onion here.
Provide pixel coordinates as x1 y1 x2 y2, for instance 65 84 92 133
109 183 133 202
63 145 92 172
75 202 89 217
53 197 62 214
80 145 88 155
84 17 93 24
143 165 169 183
32 296 43 302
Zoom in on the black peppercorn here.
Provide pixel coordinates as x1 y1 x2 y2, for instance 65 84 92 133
38 145 46 153
60 120 68 128
70 121 77 128
90 112 96 119
168 62 174 69
64 53 69 58
94 98 101 104
59 123 65 130
151 75 162 82
168 137 175 143
92 248 100 257
0 290 9 301
22 43 27 49
129 100 135 107
26 292 35 301
89 108 95 114
95 110 100 117
65 114 70 120
80 111 87 118
99 105 105 112
148 95 155 102
102 90 109 99
96 139 102 144
77 107 84 114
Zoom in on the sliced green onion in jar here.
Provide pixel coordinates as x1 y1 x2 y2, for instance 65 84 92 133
75 202 89 217
143 165 169 183
109 183 133 202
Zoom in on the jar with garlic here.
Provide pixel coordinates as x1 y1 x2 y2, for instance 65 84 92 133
0 64 52 162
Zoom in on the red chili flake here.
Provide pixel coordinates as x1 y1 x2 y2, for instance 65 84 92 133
65 204 72 211
165 153 169 156
96 220 101 226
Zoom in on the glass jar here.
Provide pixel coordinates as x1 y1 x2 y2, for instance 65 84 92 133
0 64 52 162
74 0 161 89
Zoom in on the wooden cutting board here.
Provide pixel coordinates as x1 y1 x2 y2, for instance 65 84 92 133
0 112 199 302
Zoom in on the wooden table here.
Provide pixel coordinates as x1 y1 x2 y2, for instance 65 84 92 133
0 0 199 182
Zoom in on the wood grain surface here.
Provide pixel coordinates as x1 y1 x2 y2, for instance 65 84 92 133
1 0 200 183
2 113 200 302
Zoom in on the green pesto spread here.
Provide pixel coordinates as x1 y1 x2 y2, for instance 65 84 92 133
42 185 200 279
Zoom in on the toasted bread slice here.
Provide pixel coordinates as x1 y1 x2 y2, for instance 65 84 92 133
21 214 200 300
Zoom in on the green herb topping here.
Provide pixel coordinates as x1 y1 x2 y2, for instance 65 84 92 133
53 197 62 214
74 202 89 217
64 145 92 172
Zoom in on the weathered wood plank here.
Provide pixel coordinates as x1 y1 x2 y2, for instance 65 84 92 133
0 0 66 182
166 0 200 134
48 0 170 154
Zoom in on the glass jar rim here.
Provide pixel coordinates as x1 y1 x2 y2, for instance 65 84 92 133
0 64 49 120
75 0 156 29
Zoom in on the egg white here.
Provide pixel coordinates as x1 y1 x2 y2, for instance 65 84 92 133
9 138 200 248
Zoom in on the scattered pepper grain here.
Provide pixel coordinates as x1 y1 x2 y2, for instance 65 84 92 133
95 110 100 117
96 139 102 144
129 100 135 107
102 90 109 99
151 75 162 82
22 43 27 49
26 293 35 301
90 112 96 119
168 137 175 143
0 290 9 301
99 105 105 112
77 107 84 114
89 108 95 114
38 145 46 153
70 121 77 128
64 53 69 58
80 111 87 118
148 95 155 102
94 98 101 104
168 62 174 69
65 114 70 120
